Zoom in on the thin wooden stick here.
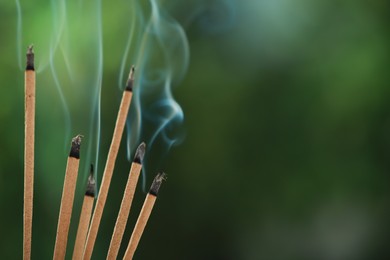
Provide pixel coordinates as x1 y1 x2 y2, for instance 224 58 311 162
106 143 145 260
72 165 96 260
123 172 166 260
83 67 135 260
24 45 35 260
53 135 82 260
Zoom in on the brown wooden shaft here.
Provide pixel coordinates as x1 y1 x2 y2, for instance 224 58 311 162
123 194 157 260
72 196 94 260
83 91 133 260
107 163 142 260
24 70 35 260
53 157 81 260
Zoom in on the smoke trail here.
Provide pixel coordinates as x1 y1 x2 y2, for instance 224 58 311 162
15 0 104 187
15 0 188 192
122 0 190 190
48 0 72 150
182 0 237 34
118 1 141 93
91 0 103 191
15 0 22 70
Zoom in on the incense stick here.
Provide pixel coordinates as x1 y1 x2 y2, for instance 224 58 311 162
53 135 82 260
123 172 166 260
72 165 96 260
106 142 145 259
83 67 135 260
24 45 35 260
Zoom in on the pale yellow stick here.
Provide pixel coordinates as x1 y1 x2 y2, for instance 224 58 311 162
83 67 135 260
123 173 166 260
107 143 145 259
53 135 82 260
123 195 156 260
72 196 94 260
72 166 96 260
24 45 35 260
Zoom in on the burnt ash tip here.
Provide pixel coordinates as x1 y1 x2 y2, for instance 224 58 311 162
125 65 135 92
69 134 83 159
149 172 167 196
85 164 96 197
133 142 146 164
26 45 34 71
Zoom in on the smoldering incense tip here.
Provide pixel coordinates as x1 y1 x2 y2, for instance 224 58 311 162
149 172 166 196
125 65 136 91
85 164 96 197
133 142 146 164
69 134 83 159
26 45 34 71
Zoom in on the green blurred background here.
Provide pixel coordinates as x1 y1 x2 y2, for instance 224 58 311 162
1 0 390 259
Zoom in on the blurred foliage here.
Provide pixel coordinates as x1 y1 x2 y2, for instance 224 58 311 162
0 0 390 259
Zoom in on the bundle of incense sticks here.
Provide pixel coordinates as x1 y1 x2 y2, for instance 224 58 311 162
23 47 168 260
